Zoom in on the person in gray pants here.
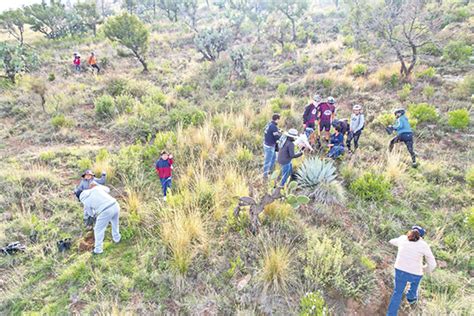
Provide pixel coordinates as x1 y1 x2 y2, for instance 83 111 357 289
79 181 121 255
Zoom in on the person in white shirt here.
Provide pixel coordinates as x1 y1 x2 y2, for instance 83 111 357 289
387 226 436 316
79 181 121 255
347 104 365 152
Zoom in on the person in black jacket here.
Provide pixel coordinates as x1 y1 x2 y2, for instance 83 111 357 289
277 128 303 186
263 113 281 179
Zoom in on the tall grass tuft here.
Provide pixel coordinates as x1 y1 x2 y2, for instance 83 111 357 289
260 244 294 292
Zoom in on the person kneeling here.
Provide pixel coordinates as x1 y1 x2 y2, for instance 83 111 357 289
79 181 121 255
327 125 345 159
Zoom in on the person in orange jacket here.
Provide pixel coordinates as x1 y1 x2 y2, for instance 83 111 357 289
88 52 100 73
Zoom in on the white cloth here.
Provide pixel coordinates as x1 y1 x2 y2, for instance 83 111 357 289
79 185 115 218
295 134 312 151
389 235 437 276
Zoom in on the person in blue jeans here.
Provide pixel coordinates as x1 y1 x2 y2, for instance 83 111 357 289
387 226 437 316
155 151 174 201
263 114 281 180
388 108 417 167
277 128 303 186
327 125 344 159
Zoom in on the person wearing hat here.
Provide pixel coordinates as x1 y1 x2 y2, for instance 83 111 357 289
303 94 322 139
387 226 436 315
317 96 336 142
388 108 417 167
88 52 100 73
327 123 345 159
73 53 81 72
277 128 303 186
155 151 174 201
74 169 107 200
347 104 365 152
79 181 121 255
263 113 282 180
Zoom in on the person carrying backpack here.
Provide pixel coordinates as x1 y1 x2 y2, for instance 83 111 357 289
387 226 436 316
317 96 336 142
388 108 417 167
88 52 100 73
303 94 322 139
263 113 282 180
347 104 365 152
277 128 303 186
155 151 173 201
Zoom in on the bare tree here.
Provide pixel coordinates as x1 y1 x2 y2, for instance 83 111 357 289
370 0 440 79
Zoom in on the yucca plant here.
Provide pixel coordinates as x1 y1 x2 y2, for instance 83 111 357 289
296 157 344 205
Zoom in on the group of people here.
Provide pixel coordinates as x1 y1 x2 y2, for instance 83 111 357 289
73 52 100 74
264 94 418 186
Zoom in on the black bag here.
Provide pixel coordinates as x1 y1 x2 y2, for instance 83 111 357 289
84 216 96 227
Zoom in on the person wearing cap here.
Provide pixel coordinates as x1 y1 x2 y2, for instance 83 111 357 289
73 53 81 72
387 226 436 315
327 123 345 159
388 108 417 167
263 113 282 180
303 94 322 139
317 96 336 142
155 151 174 201
79 181 121 255
74 169 107 200
347 104 365 152
277 128 303 186
88 52 100 73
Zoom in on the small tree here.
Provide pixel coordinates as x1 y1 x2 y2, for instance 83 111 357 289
0 8 28 46
104 13 150 72
157 0 180 22
74 1 102 36
194 27 231 61
265 14 292 50
24 1 70 39
28 77 47 112
0 43 38 83
179 0 199 32
271 0 308 41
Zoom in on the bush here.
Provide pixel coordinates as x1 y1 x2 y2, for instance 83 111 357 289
416 67 436 79
254 75 269 89
299 291 328 316
398 83 412 101
466 166 474 188
211 73 226 90
350 172 392 202
175 84 195 98
169 106 205 127
454 74 474 99
77 157 93 171
448 109 470 129
277 83 288 96
443 41 473 64
422 85 435 99
236 146 252 164
115 94 136 114
95 95 116 119
107 78 129 96
408 103 438 124
351 63 368 77
194 27 231 61
374 113 394 127
420 42 442 57
51 114 73 129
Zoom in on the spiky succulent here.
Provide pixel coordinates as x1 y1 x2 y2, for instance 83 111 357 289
296 157 345 205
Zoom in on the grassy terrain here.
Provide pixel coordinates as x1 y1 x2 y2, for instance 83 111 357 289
0 1 473 315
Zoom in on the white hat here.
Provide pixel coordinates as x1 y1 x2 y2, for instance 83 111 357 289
353 104 362 110
285 128 299 138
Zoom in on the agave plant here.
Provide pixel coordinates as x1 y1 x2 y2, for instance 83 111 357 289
296 157 345 205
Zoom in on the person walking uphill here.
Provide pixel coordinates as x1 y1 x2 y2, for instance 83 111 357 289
88 52 100 73
277 129 303 186
263 113 282 180
79 181 121 255
387 226 436 316
388 108 417 167
347 104 365 152
156 151 173 201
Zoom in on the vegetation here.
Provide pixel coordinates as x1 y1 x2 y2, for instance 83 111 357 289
0 0 472 314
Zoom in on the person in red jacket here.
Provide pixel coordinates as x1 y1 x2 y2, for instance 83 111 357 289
73 53 81 72
155 151 173 201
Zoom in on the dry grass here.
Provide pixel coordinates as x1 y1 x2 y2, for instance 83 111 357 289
263 201 294 223
383 149 407 183
124 187 142 215
260 244 294 293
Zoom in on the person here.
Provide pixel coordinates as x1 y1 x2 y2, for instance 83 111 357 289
88 52 100 73
347 104 365 152
74 169 107 200
387 226 436 316
327 124 345 159
155 151 174 201
388 108 417 167
277 128 303 186
73 53 81 72
303 94 322 139
263 113 282 180
80 181 121 255
317 96 336 142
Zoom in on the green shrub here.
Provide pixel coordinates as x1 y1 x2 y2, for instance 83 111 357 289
454 74 474 99
95 95 116 119
351 63 368 77
277 83 288 96
77 157 93 171
48 73 55 81
254 75 269 89
374 113 394 127
408 103 438 124
236 146 252 164
175 84 195 98
141 89 167 108
420 42 442 56
466 165 474 188
169 106 205 127
51 114 73 129
422 85 435 99
398 83 412 101
107 78 129 96
211 73 226 90
448 109 470 129
416 67 436 79
115 94 136 114
443 41 473 64
465 206 474 231
350 172 392 202
299 291 328 316
318 77 333 89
